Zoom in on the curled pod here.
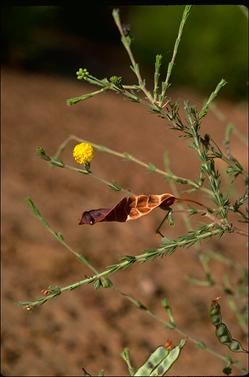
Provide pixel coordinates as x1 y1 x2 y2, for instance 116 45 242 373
79 193 175 225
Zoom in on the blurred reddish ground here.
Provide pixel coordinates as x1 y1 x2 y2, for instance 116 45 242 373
1 69 248 376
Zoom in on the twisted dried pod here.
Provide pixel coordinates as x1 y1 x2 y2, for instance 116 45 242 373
79 193 176 225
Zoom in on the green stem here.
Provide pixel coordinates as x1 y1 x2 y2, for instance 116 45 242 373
199 79 227 120
25 197 98 274
67 87 108 106
163 152 193 231
191 127 229 221
159 5 192 106
114 288 247 375
19 224 227 308
63 163 133 195
54 134 212 196
112 9 154 104
40 143 133 195
23 199 246 373
153 54 162 102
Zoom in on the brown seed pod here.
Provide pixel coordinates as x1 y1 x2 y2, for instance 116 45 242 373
79 193 176 225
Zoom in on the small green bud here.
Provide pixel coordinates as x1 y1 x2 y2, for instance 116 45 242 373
176 178 188 184
54 232 64 241
123 152 133 161
47 285 61 296
76 68 89 80
36 146 51 161
195 341 207 349
110 75 123 88
100 277 113 288
147 163 157 172
94 279 101 289
165 321 176 329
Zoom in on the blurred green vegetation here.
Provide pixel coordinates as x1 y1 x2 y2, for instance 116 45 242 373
2 5 248 100
129 5 248 100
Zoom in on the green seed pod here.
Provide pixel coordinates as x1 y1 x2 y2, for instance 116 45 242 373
134 346 169 376
216 323 229 338
219 335 232 345
150 341 186 376
211 314 222 326
209 299 248 354
150 348 180 376
229 340 244 352
216 323 233 345
209 301 221 323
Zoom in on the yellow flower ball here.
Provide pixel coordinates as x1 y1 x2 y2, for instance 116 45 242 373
73 143 94 164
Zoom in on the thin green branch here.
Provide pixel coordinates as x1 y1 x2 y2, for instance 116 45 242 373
192 133 229 220
37 146 132 195
199 79 227 120
153 54 162 102
159 5 192 106
25 197 98 274
67 88 108 106
112 9 154 104
185 98 230 220
22 199 247 374
53 134 212 196
19 223 229 309
64 163 133 195
209 136 247 180
163 151 193 231
113 288 247 375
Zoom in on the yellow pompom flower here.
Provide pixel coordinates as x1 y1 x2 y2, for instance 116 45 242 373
73 143 94 165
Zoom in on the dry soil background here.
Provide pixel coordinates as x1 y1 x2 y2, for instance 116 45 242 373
1 69 248 376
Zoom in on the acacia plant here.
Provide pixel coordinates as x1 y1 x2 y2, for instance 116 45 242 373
19 6 248 376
